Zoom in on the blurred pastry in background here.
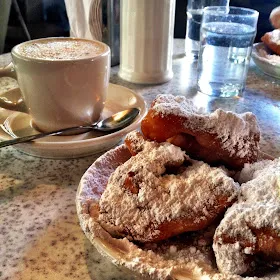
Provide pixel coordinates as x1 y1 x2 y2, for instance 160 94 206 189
270 6 280 29
261 6 280 56
261 29 280 56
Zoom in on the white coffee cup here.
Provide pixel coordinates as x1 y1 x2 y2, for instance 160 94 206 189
0 37 110 132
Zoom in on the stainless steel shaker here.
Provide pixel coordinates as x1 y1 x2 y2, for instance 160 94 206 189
90 0 120 66
66 0 120 66
102 0 120 66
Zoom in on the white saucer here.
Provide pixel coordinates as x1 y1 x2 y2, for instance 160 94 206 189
0 83 147 159
252 42 280 79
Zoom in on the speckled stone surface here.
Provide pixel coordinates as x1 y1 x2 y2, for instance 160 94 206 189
0 39 280 280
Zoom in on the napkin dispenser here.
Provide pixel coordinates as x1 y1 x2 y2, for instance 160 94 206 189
92 0 120 66
66 0 120 66
90 0 120 66
103 0 120 66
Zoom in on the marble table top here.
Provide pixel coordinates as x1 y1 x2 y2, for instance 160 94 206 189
0 39 280 280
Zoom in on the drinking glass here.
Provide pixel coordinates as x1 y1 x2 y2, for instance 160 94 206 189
197 6 259 97
185 0 229 60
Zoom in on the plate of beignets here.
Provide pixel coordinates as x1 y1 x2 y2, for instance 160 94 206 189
251 7 280 79
252 42 280 79
76 94 280 280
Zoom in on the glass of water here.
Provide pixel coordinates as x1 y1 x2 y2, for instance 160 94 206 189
197 6 259 98
185 0 229 60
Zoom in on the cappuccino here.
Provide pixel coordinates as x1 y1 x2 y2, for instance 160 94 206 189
8 37 110 132
14 38 106 60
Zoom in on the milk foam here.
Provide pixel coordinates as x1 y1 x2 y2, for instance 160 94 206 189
15 38 106 60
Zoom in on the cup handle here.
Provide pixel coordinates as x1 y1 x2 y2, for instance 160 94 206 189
0 62 28 113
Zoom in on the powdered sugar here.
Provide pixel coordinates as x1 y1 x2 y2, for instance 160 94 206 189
239 158 280 185
77 144 280 280
258 48 280 65
98 133 238 242
213 158 280 275
214 202 280 275
151 94 260 159
152 94 205 118
270 29 280 45
206 109 260 158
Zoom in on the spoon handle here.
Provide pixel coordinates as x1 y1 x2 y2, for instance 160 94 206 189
0 125 93 148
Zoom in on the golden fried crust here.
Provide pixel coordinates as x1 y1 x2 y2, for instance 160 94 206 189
213 201 280 275
215 226 280 260
141 102 259 170
98 132 239 243
254 228 280 260
141 110 189 142
153 194 234 242
213 159 280 275
261 30 280 56
270 7 280 29
124 131 146 156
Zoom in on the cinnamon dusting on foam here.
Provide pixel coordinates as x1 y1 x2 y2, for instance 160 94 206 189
15 39 105 60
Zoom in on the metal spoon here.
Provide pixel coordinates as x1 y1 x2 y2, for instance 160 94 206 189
0 108 140 148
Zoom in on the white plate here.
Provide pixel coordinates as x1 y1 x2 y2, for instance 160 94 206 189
0 83 147 159
251 42 280 79
76 145 278 280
